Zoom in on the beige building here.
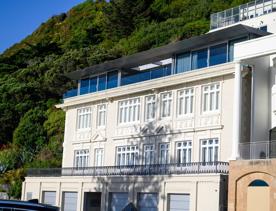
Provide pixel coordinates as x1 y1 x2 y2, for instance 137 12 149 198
22 1 276 210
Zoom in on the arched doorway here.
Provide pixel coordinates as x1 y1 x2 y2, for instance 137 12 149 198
247 179 270 211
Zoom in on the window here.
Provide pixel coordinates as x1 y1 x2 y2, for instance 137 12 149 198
228 37 247 61
98 74 107 91
176 53 191 73
259 25 268 32
160 92 172 118
177 88 194 116
107 71 118 89
95 148 104 167
74 149 89 168
202 84 220 113
159 143 169 164
42 191 56 206
201 139 219 163
138 193 158 211
77 108 91 130
116 146 138 166
176 141 192 164
145 95 156 121
97 104 106 127
209 43 227 66
144 145 155 165
118 98 140 124
192 48 208 70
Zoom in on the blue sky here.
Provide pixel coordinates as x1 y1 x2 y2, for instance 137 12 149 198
0 0 85 53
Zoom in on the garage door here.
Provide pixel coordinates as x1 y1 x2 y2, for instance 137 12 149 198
109 193 128 211
169 194 190 211
62 192 78 211
138 193 158 211
42 191 56 206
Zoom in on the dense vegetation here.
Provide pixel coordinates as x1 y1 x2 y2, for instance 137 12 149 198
0 0 250 198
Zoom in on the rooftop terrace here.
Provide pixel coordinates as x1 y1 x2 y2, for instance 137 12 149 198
211 0 276 30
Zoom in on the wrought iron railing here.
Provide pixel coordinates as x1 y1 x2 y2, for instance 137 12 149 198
239 140 276 159
27 162 229 177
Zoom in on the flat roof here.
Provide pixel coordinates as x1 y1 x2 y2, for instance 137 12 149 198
67 24 270 80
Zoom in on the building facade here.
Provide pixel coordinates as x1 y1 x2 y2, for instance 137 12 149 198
22 1 276 211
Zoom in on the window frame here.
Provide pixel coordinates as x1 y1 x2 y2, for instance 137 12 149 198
118 98 141 125
143 144 155 165
160 92 173 119
116 145 139 166
74 149 89 168
200 138 219 163
177 88 194 117
144 95 156 122
76 107 92 131
97 103 107 128
94 148 104 167
159 143 170 164
176 141 192 164
202 83 221 114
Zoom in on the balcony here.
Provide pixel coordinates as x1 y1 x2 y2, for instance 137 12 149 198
27 162 229 177
210 0 276 30
239 140 276 159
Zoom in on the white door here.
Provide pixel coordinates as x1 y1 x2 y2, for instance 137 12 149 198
62 192 78 211
138 193 158 211
42 191 56 206
109 193 128 211
169 194 190 211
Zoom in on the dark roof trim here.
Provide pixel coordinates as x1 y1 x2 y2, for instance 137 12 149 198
67 24 270 80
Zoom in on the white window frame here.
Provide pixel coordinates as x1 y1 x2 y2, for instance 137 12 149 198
202 83 220 114
159 143 169 164
200 138 219 163
97 104 107 128
95 148 104 167
118 98 140 124
144 95 156 122
143 144 155 165
77 107 92 130
177 88 194 117
74 149 89 168
160 92 172 118
176 141 192 164
116 146 139 166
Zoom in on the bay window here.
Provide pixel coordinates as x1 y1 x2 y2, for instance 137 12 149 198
177 88 194 116
176 141 192 164
116 146 138 166
97 104 106 127
160 92 172 118
118 98 140 124
74 149 89 168
201 139 219 163
77 107 92 130
145 95 156 121
202 84 220 113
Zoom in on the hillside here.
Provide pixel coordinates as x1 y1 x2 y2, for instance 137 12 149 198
0 0 249 198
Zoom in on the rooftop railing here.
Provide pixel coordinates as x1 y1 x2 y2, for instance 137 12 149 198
210 0 276 30
239 140 276 159
27 161 229 177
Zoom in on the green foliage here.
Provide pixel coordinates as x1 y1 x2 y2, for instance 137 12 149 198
0 0 252 199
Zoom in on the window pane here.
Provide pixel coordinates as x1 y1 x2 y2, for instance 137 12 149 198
176 53 191 73
80 79 90 95
192 48 208 70
107 71 118 89
98 74 107 91
89 77 97 92
228 37 247 61
209 43 227 66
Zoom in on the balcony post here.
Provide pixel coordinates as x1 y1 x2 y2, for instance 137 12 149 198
230 61 242 160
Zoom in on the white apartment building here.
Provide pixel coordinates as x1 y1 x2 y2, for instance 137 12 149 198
22 1 276 211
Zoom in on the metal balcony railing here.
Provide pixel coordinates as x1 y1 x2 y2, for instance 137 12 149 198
239 140 276 159
210 0 276 30
27 162 229 177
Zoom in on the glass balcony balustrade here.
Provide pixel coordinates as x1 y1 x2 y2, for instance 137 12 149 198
211 0 276 30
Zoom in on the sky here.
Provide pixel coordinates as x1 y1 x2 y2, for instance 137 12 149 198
0 0 85 53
